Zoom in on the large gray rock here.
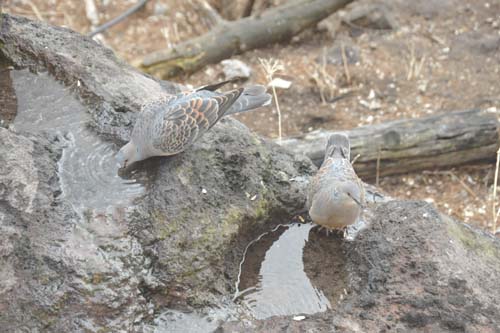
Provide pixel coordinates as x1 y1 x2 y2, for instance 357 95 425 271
0 129 150 331
0 13 180 141
2 13 500 333
220 201 500 332
129 118 313 306
0 13 314 331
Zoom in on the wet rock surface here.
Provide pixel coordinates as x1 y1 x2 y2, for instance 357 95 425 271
0 128 152 332
220 201 500 332
2 13 500 333
0 13 180 141
0 13 314 331
128 116 314 308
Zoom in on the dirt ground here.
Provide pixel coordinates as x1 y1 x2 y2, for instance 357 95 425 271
3 0 500 232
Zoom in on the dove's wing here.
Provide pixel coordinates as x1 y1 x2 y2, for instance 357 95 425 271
152 89 243 155
307 158 333 210
195 77 241 92
161 91 191 105
306 158 361 209
161 77 241 105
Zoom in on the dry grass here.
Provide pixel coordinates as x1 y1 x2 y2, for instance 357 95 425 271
375 147 381 187
309 48 337 104
351 153 361 165
492 147 500 234
425 170 480 199
25 0 44 21
406 42 426 81
340 42 351 85
258 57 285 142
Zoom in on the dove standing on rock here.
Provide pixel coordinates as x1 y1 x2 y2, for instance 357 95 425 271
307 133 364 235
116 80 271 169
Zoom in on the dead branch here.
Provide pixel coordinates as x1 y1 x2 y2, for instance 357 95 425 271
88 0 150 37
242 0 256 18
280 109 500 179
136 0 354 79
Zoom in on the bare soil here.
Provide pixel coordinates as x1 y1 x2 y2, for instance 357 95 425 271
4 0 500 231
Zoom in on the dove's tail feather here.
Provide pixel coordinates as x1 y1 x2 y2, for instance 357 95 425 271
325 133 350 160
196 77 241 92
225 85 272 115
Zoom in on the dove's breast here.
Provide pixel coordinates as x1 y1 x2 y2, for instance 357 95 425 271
309 191 361 229
130 101 168 158
307 157 363 229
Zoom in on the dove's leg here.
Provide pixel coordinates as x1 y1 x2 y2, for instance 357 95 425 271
314 225 330 236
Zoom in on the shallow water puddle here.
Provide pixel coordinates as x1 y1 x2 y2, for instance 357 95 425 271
3 69 146 213
1 68 153 329
235 223 348 319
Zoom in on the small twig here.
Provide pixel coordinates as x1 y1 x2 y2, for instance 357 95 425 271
375 147 381 187
259 58 285 143
329 90 355 104
414 55 426 78
26 1 44 21
310 48 338 104
423 170 479 199
483 169 492 188
406 42 426 80
272 84 282 142
492 147 500 234
423 31 445 45
172 22 180 44
84 0 100 27
242 0 256 18
318 48 328 104
351 153 361 165
448 171 479 199
160 26 172 49
407 43 415 81
198 0 224 27
422 170 452 176
88 0 150 37
340 42 351 85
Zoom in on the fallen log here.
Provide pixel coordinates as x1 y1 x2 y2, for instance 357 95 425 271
280 109 500 179
136 0 354 79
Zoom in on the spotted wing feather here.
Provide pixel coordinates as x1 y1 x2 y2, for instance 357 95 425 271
307 158 361 209
152 89 243 155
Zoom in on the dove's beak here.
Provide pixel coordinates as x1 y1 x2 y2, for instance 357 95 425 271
116 150 126 169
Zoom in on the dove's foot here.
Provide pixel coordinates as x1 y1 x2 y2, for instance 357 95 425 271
316 226 331 236
315 225 349 238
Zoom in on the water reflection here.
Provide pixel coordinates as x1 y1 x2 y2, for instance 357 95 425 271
235 223 347 319
6 69 147 213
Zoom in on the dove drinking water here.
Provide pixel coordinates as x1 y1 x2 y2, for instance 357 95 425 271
117 81 272 169
306 133 365 235
8 69 147 213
